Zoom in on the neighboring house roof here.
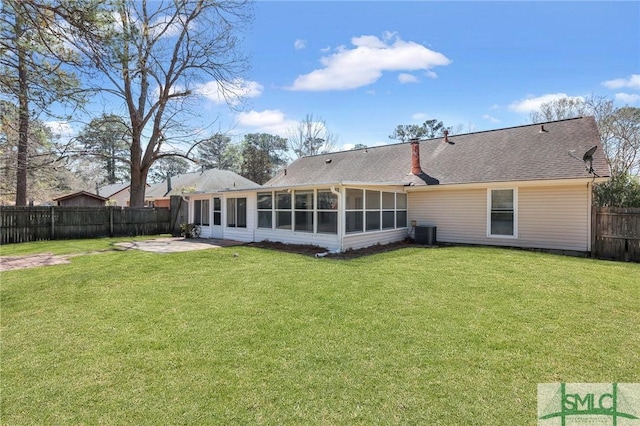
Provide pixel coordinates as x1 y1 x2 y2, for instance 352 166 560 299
53 191 109 202
265 117 611 188
145 168 261 200
97 182 130 198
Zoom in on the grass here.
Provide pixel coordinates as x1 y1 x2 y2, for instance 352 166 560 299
1 239 639 424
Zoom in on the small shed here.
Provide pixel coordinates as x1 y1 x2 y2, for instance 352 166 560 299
53 191 108 207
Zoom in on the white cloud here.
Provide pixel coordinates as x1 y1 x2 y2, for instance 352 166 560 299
602 74 640 90
320 46 331 53
482 114 501 123
508 93 584 114
294 39 307 50
615 93 640 104
412 113 428 121
288 33 451 91
236 109 296 137
425 70 438 79
196 79 263 104
398 73 419 84
149 13 191 39
45 121 74 137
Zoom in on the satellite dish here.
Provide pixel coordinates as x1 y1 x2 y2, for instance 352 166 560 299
582 145 597 162
567 145 600 177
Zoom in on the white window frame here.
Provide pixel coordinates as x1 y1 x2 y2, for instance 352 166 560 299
193 198 210 227
487 188 518 238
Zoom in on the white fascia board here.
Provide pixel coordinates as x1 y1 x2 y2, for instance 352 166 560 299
404 177 608 192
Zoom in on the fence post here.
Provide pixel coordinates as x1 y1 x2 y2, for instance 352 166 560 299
591 205 597 258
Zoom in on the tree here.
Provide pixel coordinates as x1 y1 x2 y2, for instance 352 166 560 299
593 174 640 207
529 97 587 123
240 133 288 184
66 0 252 206
599 106 640 177
352 144 368 150
196 133 236 170
0 0 83 205
75 114 130 184
530 96 640 207
148 156 191 184
389 119 449 142
529 96 639 178
0 100 77 204
288 114 338 158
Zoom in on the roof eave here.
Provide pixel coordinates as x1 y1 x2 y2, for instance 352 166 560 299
405 176 610 191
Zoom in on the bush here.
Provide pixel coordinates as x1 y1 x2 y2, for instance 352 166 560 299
179 223 201 238
593 174 640 207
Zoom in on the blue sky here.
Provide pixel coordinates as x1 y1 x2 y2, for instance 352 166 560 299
45 1 640 153
225 1 639 150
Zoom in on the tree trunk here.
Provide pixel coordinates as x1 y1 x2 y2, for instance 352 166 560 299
128 132 148 207
15 15 28 206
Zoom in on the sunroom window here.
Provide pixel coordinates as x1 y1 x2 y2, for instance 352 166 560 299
317 190 338 234
227 197 246 228
194 199 210 226
365 190 381 231
257 192 273 229
275 191 292 230
345 189 364 233
294 191 314 232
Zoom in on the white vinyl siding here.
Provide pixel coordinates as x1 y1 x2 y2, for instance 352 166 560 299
410 189 487 244
518 185 589 251
409 184 591 251
342 229 408 251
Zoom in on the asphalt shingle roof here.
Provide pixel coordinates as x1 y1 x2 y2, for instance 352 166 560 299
145 168 261 199
265 117 610 188
97 182 130 197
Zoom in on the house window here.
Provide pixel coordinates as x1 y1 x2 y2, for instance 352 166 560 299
213 197 221 226
275 191 292 230
294 190 314 232
317 190 338 234
227 197 246 228
488 189 516 237
345 188 364 234
257 192 273 229
194 199 210 226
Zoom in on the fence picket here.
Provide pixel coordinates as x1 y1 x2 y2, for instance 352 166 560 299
0 206 171 245
592 207 640 262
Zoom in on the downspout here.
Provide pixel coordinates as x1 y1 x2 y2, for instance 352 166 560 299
330 185 343 253
587 180 593 253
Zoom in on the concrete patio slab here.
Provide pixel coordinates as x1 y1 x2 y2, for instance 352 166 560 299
114 237 244 253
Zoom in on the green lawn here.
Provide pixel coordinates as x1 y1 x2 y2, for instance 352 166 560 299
1 239 639 425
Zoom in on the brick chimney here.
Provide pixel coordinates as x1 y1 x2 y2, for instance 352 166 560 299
410 138 423 175
443 129 449 143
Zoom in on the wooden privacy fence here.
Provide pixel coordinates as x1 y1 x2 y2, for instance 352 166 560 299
592 207 640 262
0 206 172 245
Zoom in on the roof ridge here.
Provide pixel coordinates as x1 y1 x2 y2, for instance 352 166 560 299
300 116 590 158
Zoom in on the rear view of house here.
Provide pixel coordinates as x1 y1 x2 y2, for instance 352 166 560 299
186 117 610 254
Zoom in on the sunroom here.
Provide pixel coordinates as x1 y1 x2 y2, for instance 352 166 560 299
253 184 409 252
187 184 410 252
